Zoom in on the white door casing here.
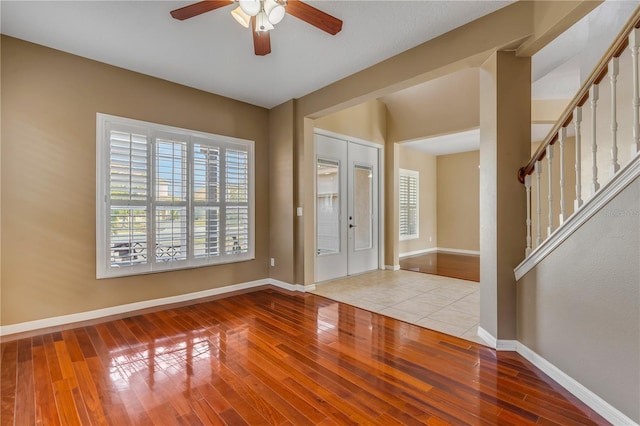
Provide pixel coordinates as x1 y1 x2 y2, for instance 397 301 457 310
315 133 379 282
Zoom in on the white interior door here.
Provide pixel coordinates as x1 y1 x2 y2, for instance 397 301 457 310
315 133 379 282
347 142 379 275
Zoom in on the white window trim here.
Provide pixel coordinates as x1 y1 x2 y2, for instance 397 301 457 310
399 168 419 241
96 113 255 279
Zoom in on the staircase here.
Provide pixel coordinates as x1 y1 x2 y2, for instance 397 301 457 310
517 6 640 268
512 7 640 425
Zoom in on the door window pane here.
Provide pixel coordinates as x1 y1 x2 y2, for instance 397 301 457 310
354 165 372 250
317 159 340 255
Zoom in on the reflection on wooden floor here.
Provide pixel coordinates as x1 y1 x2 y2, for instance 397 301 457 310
400 251 480 282
1 289 607 425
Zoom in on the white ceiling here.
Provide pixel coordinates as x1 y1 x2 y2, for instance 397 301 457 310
402 129 481 156
3 0 638 156
1 0 512 109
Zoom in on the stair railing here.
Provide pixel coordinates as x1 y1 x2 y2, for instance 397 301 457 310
518 7 640 257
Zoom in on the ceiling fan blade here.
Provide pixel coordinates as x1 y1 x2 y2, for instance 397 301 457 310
170 0 231 21
286 1 342 35
251 17 272 56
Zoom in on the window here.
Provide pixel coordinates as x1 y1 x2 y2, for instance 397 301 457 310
399 169 419 240
96 114 254 278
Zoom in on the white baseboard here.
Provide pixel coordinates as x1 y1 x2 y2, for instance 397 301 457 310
436 247 480 256
477 327 518 351
478 327 638 424
399 248 437 258
477 326 497 348
399 247 480 259
516 343 638 426
385 265 400 271
0 278 310 337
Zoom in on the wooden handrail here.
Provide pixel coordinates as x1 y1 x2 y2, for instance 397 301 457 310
518 6 640 184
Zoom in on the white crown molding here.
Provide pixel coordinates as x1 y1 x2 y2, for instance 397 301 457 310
0 278 310 338
515 152 640 281
516 343 639 426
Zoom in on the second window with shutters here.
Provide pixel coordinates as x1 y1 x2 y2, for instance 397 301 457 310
97 113 254 278
399 169 419 240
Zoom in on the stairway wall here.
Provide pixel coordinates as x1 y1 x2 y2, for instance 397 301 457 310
517 175 640 423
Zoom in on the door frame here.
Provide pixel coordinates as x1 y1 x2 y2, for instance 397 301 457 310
314 128 385 281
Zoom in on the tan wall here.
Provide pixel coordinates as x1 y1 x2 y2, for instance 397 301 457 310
398 147 437 255
437 150 480 252
386 68 479 143
295 2 592 279
518 176 640 423
314 100 386 145
268 100 295 283
1 36 270 326
479 51 531 340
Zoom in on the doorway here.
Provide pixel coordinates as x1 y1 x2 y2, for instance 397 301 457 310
315 133 380 282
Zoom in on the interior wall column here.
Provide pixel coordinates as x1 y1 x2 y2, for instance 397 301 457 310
384 142 400 269
479 51 531 341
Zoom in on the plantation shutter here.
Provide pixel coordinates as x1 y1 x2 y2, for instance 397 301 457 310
399 169 418 239
224 148 249 254
108 128 149 266
154 136 188 262
193 143 221 258
97 114 254 278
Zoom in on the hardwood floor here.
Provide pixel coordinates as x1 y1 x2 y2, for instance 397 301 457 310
1 289 608 425
400 252 480 282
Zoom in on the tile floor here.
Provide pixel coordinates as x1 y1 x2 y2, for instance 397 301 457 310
312 269 485 345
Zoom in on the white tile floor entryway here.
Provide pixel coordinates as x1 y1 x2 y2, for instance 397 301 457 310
312 269 485 345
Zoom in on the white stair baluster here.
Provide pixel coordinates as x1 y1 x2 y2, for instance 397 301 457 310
547 144 554 237
558 127 567 224
535 160 543 247
610 57 620 175
525 174 532 256
574 106 583 209
631 28 640 155
590 84 600 195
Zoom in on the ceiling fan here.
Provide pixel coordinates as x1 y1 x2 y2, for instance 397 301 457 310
170 0 343 56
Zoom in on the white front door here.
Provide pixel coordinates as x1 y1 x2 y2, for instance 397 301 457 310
315 133 379 282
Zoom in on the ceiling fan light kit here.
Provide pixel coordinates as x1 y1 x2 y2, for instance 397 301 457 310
239 0 294 31
170 0 343 56
231 6 251 28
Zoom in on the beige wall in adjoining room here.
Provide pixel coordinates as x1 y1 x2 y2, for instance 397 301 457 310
314 99 387 145
1 36 270 326
437 150 480 252
398 146 437 255
385 68 479 143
